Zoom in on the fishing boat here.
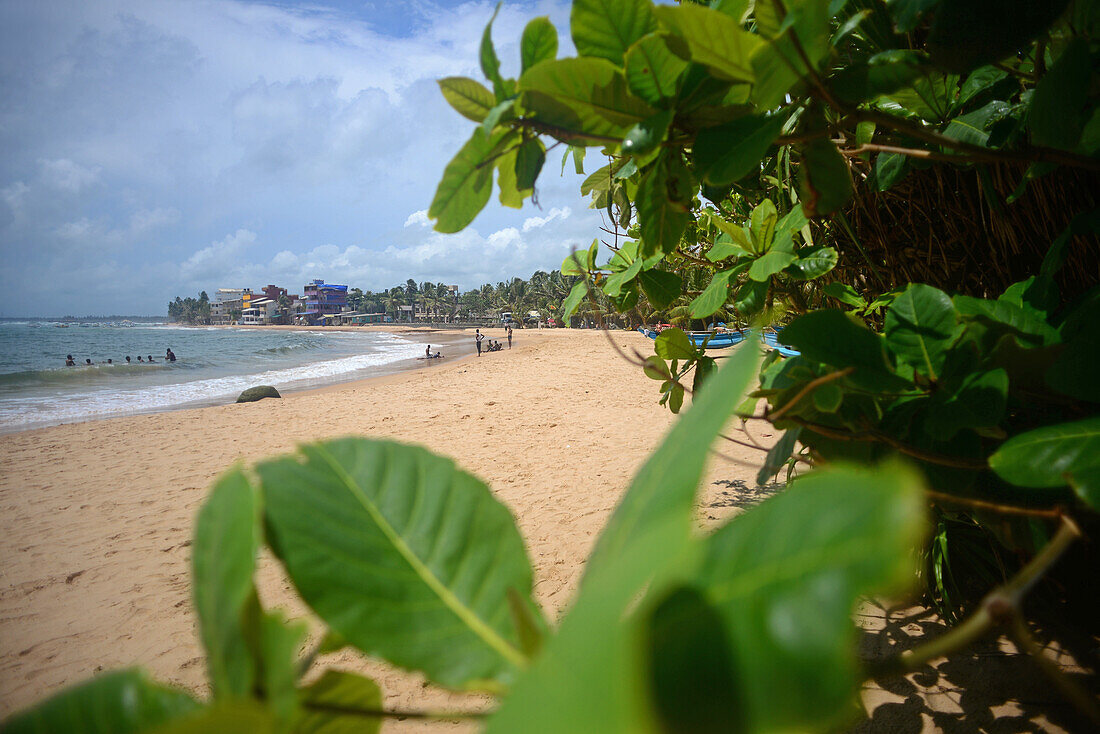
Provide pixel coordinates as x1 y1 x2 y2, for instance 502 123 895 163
638 326 800 357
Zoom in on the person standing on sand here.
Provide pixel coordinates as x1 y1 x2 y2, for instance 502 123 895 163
475 329 484 356
507 326 512 349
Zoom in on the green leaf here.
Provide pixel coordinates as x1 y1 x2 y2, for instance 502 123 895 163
943 101 1010 148
927 0 1072 73
480 3 507 99
691 461 926 732
813 381 843 412
496 148 526 209
561 279 589 319
603 258 643 297
886 0 938 33
756 427 802 485
885 71 957 122
957 65 1008 108
486 339 762 733
989 416 1100 489
430 128 512 233
621 110 673 157
788 246 838 280
875 151 908 191
799 138 853 217
481 99 516 135
438 77 496 123
624 33 689 106
953 295 1060 347
643 354 673 381
521 17 558 74
924 368 1008 440
668 381 686 413
749 241 797 282
693 355 718 393
690 270 735 318
830 50 924 105
1068 469 1100 511
151 703 274 734
694 114 787 186
734 278 768 316
293 671 382 734
654 4 763 83
654 327 698 360
518 58 657 144
780 310 904 389
749 198 777 253
571 0 657 65
823 282 865 309
515 138 546 192
561 250 586 276
884 284 959 379
637 157 691 256
257 611 308 724
1029 38 1091 151
258 438 543 690
639 269 683 309
192 469 259 699
2 669 199 734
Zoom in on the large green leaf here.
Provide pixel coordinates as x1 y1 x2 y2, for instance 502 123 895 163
654 327 698 360
2 669 199 734
787 246 838 280
884 283 959 379
875 151 909 191
989 416 1100 490
258 438 542 690
521 17 558 74
518 58 656 144
571 0 657 65
823 282 866 309
638 269 683 309
953 295 1060 347
438 77 496 123
886 0 938 33
943 101 1010 148
830 50 925 105
561 279 589 318
192 469 259 699
927 0 1071 73
690 269 735 318
637 157 691 256
779 310 905 389
748 235 797 281
487 338 762 733
798 138 853 217
694 114 787 186
923 368 1008 440
293 671 383 734
683 461 926 732
624 33 689 106
603 258 643 297
152 703 274 734
430 128 513 233
257 611 308 725
1029 38 1091 151
654 4 763 83
480 3 507 99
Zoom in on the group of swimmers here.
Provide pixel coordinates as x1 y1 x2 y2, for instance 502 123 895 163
65 348 177 367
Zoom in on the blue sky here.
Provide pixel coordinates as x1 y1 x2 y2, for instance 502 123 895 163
0 0 604 316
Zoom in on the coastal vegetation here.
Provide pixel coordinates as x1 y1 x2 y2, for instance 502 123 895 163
7 1 1099 733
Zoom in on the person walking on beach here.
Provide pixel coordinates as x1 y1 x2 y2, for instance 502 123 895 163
475 329 484 357
507 326 513 349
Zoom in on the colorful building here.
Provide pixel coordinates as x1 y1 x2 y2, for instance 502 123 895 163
300 280 348 324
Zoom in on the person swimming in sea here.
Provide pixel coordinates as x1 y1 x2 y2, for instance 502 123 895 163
147 355 156 362
65 355 76 366
137 356 144 362
85 358 93 365
166 348 176 362
126 356 131 363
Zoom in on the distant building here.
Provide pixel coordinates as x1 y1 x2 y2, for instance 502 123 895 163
211 288 252 325
300 279 348 324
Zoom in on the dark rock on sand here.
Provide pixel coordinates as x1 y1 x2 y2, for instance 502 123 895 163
236 385 281 403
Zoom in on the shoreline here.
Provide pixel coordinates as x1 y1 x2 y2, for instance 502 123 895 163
0 325 493 436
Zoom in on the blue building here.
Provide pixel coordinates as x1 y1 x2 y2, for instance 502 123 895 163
301 279 348 324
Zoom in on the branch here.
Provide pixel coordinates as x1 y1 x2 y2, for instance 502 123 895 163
924 489 1065 520
767 367 854 421
874 516 1081 676
301 702 489 721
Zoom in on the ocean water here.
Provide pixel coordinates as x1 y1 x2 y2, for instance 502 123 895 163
0 322 435 433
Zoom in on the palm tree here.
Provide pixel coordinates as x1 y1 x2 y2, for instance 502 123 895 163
382 287 405 322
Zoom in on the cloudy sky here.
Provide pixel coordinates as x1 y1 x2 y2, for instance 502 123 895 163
0 0 606 317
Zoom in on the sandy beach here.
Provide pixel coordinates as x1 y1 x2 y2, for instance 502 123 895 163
0 327 1090 731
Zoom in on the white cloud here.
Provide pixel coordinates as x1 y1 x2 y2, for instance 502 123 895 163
180 229 258 280
404 209 430 228
38 158 100 192
129 207 180 233
522 206 571 232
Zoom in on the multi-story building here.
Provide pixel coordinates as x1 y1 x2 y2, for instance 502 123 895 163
211 288 252 325
301 279 348 324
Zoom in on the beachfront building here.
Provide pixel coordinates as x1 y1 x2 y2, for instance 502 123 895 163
240 297 279 325
211 288 252 325
299 279 348 324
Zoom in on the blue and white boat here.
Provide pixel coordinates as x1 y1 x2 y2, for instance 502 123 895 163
638 326 800 357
